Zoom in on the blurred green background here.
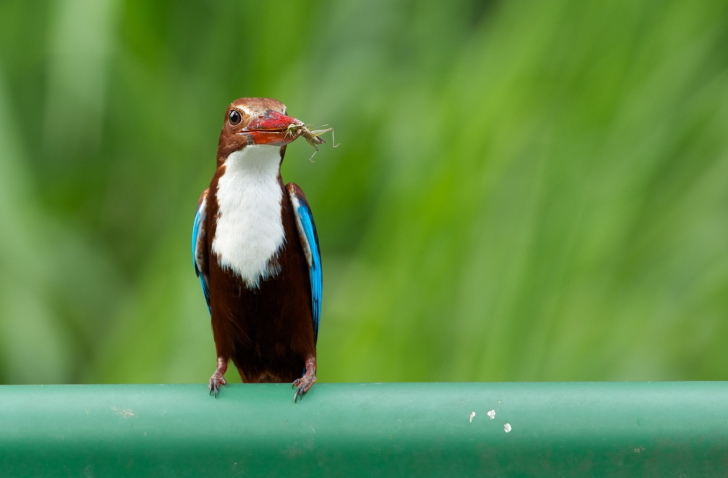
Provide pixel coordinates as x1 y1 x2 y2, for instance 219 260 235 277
0 0 727 386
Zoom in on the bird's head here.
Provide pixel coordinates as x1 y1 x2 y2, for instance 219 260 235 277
216 97 304 162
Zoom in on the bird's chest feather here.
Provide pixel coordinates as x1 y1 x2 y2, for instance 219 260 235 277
211 145 285 288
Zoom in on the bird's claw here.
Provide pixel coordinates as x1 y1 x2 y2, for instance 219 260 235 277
292 374 316 403
293 383 305 403
208 374 227 398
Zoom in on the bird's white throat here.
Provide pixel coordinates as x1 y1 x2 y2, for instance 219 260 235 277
213 144 284 288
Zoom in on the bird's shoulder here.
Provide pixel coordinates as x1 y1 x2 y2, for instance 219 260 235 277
197 188 209 208
285 182 311 208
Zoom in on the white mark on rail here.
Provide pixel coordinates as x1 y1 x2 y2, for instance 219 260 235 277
504 423 512 433
469 411 476 423
487 409 496 420
112 407 136 418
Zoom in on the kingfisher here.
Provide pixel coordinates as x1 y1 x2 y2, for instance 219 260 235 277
192 98 322 402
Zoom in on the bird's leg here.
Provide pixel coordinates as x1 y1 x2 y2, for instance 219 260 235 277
292 355 317 403
209 356 228 397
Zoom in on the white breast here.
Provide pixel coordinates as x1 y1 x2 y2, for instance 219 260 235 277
212 144 285 288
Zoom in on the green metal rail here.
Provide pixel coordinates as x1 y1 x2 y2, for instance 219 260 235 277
1 382 727 476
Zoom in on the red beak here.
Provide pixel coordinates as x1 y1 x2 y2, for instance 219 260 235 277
240 110 303 146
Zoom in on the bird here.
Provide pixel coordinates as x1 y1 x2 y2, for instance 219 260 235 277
192 97 322 402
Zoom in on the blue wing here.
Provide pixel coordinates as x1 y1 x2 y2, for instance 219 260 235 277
192 189 211 313
287 184 322 344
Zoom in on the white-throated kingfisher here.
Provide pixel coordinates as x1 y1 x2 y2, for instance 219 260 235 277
192 98 322 402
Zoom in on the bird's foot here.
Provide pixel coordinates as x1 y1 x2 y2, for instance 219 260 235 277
209 373 227 397
208 357 228 398
292 356 317 403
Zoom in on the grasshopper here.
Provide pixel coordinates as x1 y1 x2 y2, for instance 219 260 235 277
286 123 339 162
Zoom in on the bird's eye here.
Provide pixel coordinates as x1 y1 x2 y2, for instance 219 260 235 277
229 110 242 125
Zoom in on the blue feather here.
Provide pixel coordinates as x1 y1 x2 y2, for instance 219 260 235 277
192 202 211 313
291 194 322 344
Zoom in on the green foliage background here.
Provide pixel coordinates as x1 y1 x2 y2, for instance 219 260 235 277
0 0 727 385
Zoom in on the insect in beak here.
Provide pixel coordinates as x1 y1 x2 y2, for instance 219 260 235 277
286 124 340 162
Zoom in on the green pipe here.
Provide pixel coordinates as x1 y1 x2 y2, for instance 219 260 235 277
1 382 727 476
